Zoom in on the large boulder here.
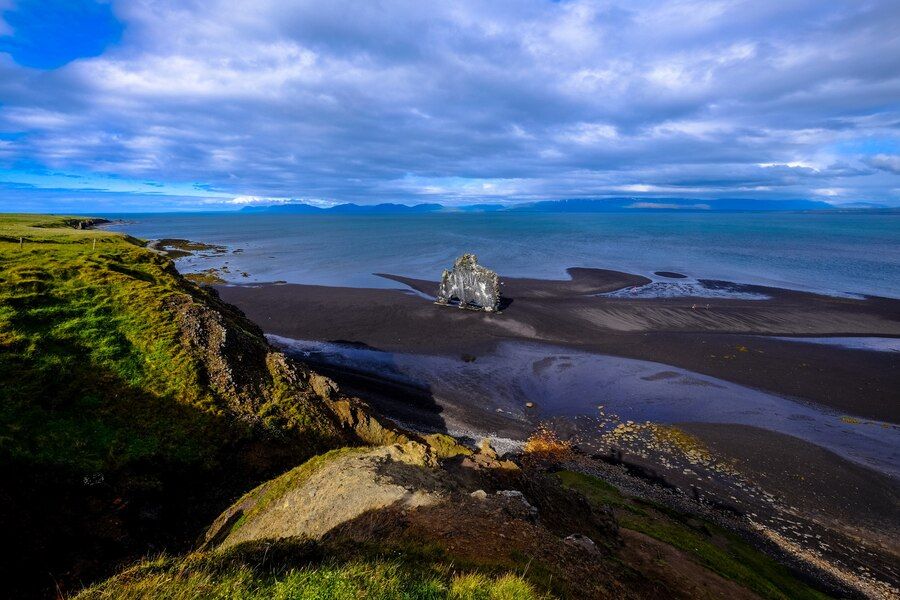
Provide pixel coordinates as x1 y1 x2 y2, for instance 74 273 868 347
203 443 446 550
436 253 501 312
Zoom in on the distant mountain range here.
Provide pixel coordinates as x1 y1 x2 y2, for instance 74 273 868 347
240 197 882 214
240 202 444 214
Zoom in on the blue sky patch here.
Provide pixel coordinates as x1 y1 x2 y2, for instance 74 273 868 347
0 0 122 69
830 138 900 155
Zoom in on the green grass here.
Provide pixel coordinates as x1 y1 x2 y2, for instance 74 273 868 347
0 214 348 597
75 549 549 600
1 215 831 600
557 471 830 600
0 213 339 473
0 214 221 472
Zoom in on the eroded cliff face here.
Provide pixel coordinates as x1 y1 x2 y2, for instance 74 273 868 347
165 287 341 442
436 253 501 311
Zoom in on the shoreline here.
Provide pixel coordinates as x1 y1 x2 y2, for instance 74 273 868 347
262 332 900 597
212 267 900 592
267 334 900 477
7 214 897 598
216 269 900 423
82 213 900 595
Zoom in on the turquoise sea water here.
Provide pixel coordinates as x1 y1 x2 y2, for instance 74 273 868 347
108 211 900 299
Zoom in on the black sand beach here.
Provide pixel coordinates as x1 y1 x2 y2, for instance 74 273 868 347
213 267 900 595
216 268 900 422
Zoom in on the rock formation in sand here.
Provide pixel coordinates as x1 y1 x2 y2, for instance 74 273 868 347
436 253 501 311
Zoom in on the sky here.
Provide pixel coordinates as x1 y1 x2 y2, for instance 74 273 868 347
0 0 899 212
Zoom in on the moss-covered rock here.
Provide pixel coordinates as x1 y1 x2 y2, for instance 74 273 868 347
206 443 447 550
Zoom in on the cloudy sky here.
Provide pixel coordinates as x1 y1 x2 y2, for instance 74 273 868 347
1 0 899 211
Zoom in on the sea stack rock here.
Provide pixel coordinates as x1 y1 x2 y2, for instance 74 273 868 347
436 253 501 312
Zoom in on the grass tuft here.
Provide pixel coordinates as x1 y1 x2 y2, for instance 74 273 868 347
75 550 548 600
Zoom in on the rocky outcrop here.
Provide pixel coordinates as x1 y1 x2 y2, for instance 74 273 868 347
166 281 415 450
75 218 110 229
436 253 501 312
164 288 344 444
204 442 446 549
203 439 619 549
200 440 624 598
327 396 413 447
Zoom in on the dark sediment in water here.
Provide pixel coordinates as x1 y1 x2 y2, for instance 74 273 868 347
654 271 688 278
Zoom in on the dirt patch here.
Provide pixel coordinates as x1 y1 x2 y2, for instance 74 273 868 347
619 529 761 600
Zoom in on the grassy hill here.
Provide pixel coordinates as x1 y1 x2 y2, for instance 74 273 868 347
0 215 350 598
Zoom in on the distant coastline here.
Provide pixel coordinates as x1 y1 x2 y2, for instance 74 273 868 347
239 197 850 214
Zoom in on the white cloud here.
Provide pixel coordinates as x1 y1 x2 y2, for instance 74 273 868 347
85 44 319 98
651 119 731 140
620 184 654 193
560 122 618 145
229 195 336 207
392 175 526 199
0 0 898 206
3 108 77 129
866 154 900 174
229 195 290 205
758 161 820 172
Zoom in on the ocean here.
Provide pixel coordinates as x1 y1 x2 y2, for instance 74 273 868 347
107 211 900 299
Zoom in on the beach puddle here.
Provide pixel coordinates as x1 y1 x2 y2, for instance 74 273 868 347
270 335 899 478
772 336 900 353
601 280 770 300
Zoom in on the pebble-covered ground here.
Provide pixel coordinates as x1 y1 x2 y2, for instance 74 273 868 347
549 410 899 600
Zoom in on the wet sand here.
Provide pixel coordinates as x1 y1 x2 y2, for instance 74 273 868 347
267 332 900 595
268 336 899 477
216 268 900 423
